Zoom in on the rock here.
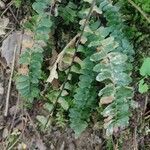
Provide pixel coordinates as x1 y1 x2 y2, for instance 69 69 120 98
50 144 55 149
59 141 65 150
68 142 76 150
2 128 8 138
9 105 20 116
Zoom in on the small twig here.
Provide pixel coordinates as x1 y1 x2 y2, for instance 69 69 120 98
3 95 22 149
26 112 41 139
41 83 50 95
133 126 138 150
8 6 20 26
0 1 13 17
144 95 150 119
144 110 150 117
4 45 17 117
144 95 148 113
145 115 150 120
128 0 150 24
112 137 118 150
140 95 149 129
44 0 96 129
0 28 14 43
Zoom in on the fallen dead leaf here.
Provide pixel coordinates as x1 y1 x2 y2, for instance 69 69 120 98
0 17 9 36
17 143 27 150
74 56 82 64
49 49 58 67
22 35 34 49
47 63 58 83
15 122 24 131
1 31 34 66
100 96 114 105
58 54 73 71
60 141 65 150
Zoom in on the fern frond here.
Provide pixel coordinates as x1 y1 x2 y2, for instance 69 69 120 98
16 0 52 101
69 57 97 137
90 35 133 135
89 0 135 136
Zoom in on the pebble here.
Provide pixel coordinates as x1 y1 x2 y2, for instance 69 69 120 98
0 0 5 9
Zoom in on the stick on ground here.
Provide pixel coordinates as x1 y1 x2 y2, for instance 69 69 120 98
4 45 17 117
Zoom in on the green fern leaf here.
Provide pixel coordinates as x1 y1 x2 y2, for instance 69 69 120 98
69 57 97 137
16 0 52 101
88 0 135 136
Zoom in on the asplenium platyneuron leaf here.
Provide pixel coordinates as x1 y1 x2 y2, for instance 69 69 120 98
16 75 30 97
16 0 53 102
38 16 52 28
98 84 114 97
69 57 97 137
32 0 50 14
88 0 135 136
32 2 47 14
90 36 119 62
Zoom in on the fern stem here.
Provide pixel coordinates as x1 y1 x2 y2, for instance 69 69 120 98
4 45 17 117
